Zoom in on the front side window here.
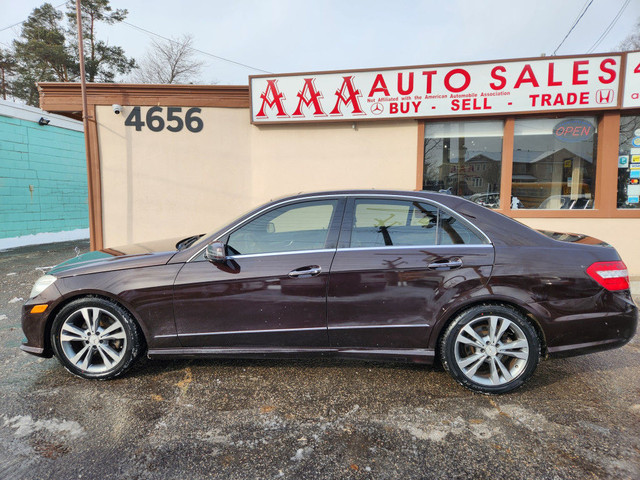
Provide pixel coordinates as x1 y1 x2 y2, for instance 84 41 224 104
423 120 503 208
511 117 597 210
349 199 486 248
227 200 338 255
618 115 640 209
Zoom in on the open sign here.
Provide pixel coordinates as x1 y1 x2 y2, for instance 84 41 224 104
553 119 595 143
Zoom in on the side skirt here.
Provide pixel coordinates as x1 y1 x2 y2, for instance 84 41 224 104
147 346 435 364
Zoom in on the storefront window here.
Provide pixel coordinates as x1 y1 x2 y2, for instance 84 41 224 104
423 121 503 208
618 115 640 209
511 117 597 210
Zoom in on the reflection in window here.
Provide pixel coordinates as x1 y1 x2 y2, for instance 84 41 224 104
350 199 486 247
512 117 597 209
227 200 337 255
423 121 503 208
618 115 640 209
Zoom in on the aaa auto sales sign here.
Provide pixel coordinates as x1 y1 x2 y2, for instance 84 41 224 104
250 55 621 123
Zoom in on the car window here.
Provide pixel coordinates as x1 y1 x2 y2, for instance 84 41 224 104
227 200 338 255
349 199 485 247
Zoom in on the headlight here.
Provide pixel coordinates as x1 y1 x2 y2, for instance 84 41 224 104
30 275 57 299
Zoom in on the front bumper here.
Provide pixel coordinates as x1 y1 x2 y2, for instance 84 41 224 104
20 284 63 358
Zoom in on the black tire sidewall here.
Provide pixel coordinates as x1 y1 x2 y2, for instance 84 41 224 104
440 304 540 394
51 297 141 380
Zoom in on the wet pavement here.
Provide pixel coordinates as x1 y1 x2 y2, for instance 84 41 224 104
0 240 639 480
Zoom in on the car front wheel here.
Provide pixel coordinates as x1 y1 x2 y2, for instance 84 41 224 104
440 304 541 394
50 297 143 380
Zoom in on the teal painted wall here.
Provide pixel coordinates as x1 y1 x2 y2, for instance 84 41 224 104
0 115 88 239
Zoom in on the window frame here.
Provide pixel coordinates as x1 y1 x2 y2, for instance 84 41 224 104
337 196 490 250
418 112 638 219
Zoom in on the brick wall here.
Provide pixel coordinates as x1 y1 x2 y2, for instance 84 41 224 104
0 114 88 240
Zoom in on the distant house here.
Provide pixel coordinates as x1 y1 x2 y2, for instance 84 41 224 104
0 99 88 249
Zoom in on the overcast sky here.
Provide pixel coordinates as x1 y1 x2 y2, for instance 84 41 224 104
1 0 639 85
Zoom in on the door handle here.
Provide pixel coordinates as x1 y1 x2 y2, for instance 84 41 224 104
428 258 463 270
288 265 322 278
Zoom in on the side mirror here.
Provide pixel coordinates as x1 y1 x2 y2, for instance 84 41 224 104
204 242 227 263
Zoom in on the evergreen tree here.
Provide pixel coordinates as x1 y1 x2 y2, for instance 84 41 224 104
66 0 136 82
12 3 76 105
8 1 136 105
0 48 16 100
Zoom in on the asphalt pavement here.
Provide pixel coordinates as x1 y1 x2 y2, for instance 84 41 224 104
0 240 639 480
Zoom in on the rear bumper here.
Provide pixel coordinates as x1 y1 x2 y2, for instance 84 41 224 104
540 291 638 358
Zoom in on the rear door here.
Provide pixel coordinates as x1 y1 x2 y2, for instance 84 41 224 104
327 196 494 350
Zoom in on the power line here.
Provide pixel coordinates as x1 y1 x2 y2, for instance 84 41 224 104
121 20 272 74
553 0 594 55
0 2 272 74
0 2 67 34
586 0 631 53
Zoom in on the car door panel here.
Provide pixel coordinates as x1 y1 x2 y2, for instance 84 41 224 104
327 197 494 349
173 251 335 348
327 246 494 348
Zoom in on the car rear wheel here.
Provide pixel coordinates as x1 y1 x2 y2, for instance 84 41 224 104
440 304 540 394
50 297 143 380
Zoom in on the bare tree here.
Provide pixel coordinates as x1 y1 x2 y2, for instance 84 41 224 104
619 17 640 51
132 34 204 84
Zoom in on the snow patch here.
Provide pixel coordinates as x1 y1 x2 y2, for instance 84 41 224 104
8 297 23 304
2 415 84 438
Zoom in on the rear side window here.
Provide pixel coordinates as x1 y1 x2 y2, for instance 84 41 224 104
349 199 486 247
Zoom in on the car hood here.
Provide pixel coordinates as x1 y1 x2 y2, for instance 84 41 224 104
48 237 184 277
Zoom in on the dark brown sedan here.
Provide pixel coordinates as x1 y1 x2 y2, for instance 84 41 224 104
21 190 638 394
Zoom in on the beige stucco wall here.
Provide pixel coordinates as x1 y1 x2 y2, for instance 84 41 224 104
96 107 417 246
96 106 253 246
519 218 640 278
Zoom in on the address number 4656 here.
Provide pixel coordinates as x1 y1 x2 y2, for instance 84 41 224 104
124 107 204 133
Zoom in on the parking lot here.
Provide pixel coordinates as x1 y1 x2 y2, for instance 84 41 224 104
1 240 639 480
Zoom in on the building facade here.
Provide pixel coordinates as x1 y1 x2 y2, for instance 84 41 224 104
38 51 640 276
0 99 88 249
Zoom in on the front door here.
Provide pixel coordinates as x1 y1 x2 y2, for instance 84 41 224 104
173 198 345 348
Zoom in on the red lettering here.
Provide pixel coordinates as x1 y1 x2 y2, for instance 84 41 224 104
398 72 414 95
572 60 589 85
547 63 562 86
411 101 421 112
444 68 471 93
580 91 589 104
451 99 460 111
541 94 551 106
567 92 577 105
400 102 410 114
368 74 390 97
422 70 437 94
598 58 617 84
330 76 365 116
462 99 471 109
256 79 288 118
552 93 564 105
292 78 325 117
514 64 539 88
490 66 507 90
529 94 539 106
390 103 399 114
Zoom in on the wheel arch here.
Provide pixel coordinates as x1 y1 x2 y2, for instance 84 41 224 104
431 298 548 365
43 292 148 357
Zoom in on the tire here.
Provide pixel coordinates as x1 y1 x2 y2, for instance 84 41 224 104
440 304 540 394
50 297 143 380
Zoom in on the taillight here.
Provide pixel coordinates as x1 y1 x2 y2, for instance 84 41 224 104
586 261 630 291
